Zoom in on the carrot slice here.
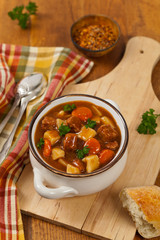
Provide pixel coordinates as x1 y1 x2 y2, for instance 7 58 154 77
43 139 52 157
84 138 100 154
72 107 92 121
99 149 115 165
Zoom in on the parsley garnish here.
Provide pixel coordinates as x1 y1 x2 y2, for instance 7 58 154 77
85 118 96 129
137 108 160 134
63 104 76 112
76 146 90 159
58 123 71 136
37 138 44 149
8 2 38 29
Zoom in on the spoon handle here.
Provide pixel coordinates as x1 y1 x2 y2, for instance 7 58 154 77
0 94 21 135
0 97 28 164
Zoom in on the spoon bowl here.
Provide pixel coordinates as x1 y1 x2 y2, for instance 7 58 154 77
0 73 45 163
15 73 44 98
0 73 44 134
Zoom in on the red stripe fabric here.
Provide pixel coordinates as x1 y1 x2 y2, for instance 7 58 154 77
0 44 93 240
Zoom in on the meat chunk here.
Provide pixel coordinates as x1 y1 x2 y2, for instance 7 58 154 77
41 116 56 130
66 116 82 132
72 159 86 173
105 141 119 151
63 133 78 151
97 124 118 142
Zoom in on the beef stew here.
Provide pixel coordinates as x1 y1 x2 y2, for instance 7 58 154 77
35 101 121 174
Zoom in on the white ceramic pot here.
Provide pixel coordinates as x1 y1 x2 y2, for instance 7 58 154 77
28 94 129 199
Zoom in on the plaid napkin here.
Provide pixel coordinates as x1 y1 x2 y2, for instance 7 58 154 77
0 43 93 240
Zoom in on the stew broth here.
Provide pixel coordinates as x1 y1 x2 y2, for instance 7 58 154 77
35 101 121 174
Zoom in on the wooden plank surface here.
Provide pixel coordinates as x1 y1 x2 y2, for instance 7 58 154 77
18 164 97 231
0 0 160 240
17 36 160 240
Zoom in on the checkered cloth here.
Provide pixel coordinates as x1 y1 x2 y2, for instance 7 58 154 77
0 44 93 240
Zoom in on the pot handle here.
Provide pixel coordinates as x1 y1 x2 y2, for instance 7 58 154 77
105 99 120 111
33 168 78 199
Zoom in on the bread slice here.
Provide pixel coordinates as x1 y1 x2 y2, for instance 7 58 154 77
119 185 160 239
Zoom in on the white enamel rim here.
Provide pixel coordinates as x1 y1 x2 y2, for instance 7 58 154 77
28 94 129 178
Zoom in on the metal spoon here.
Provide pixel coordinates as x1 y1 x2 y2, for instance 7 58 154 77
0 73 44 163
0 73 43 134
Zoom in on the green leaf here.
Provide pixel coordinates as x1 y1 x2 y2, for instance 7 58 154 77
18 13 29 29
85 118 96 129
26 2 38 15
8 5 24 20
8 2 38 29
137 108 160 135
63 104 76 112
76 146 90 159
8 11 16 20
58 123 71 136
37 138 44 149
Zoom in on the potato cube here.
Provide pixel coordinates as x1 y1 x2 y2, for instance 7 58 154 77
57 110 65 117
52 148 65 160
92 105 102 116
67 164 81 174
57 110 71 119
44 130 60 145
82 155 100 173
101 116 115 128
91 116 101 124
78 126 96 141
56 118 65 128
58 158 68 167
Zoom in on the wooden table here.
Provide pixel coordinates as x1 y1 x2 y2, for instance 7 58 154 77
1 0 160 239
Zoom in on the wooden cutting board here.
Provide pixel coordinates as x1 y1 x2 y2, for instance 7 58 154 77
17 36 160 240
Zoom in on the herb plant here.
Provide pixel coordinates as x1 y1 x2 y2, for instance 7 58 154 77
58 123 71 136
76 146 90 159
137 108 160 134
8 2 38 29
85 118 96 129
63 104 76 112
37 138 44 149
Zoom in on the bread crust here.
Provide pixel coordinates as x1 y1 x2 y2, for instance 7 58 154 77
127 186 160 227
120 185 160 239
